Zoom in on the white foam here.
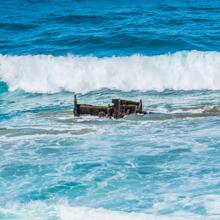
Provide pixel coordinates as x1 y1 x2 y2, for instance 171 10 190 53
0 201 208 220
1 51 220 93
204 195 220 215
58 205 207 220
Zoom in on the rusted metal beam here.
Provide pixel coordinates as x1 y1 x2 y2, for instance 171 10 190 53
73 95 144 119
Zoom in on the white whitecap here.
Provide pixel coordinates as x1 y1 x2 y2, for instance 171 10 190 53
0 51 220 93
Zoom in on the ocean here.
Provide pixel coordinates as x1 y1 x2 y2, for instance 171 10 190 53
0 0 220 219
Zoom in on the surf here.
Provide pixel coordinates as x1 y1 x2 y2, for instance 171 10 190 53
0 50 220 94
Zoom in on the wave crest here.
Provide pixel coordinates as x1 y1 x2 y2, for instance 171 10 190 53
0 51 220 93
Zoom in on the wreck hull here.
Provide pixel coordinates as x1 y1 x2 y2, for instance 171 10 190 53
73 95 143 119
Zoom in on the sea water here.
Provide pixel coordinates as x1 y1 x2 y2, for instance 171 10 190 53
0 0 220 219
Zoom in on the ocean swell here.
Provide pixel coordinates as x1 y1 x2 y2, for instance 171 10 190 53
0 51 220 93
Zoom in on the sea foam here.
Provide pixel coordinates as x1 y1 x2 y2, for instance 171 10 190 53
0 202 209 220
0 51 220 93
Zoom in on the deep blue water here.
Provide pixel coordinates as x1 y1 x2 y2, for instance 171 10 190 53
0 1 220 219
1 0 220 56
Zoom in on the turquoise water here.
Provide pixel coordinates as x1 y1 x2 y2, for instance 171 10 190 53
1 89 220 219
1 0 220 219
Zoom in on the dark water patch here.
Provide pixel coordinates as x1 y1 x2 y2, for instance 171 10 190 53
165 17 211 26
23 181 88 201
0 81 8 93
168 148 191 155
113 10 142 17
0 22 38 31
54 14 105 24
36 147 61 155
0 163 45 179
188 6 220 13
0 39 11 44
136 154 174 166
49 35 108 47
157 5 179 12
73 162 103 173
129 112 220 122
0 127 94 138
135 166 161 175
90 89 205 97
0 105 70 121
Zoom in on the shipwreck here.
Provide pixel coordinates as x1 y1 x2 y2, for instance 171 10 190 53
73 95 146 119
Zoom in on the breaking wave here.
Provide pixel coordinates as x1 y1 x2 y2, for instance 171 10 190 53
0 51 220 93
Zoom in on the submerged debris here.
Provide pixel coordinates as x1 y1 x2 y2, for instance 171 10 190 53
73 95 147 119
